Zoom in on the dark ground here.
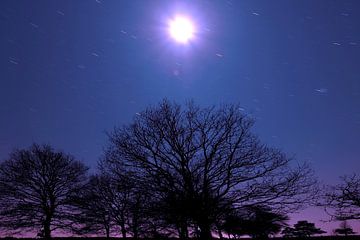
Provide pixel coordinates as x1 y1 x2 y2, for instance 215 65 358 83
2 236 360 240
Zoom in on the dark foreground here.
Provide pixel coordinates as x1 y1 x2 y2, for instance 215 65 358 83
2 237 360 240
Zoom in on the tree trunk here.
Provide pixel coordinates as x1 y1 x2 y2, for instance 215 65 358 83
217 226 223 240
133 229 138 239
132 200 140 240
179 222 189 239
199 223 212 240
121 223 127 238
105 227 110 238
132 218 139 240
43 220 51 240
118 213 127 238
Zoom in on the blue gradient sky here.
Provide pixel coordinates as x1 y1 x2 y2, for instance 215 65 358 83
1 0 360 235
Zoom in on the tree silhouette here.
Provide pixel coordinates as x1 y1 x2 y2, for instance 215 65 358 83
104 100 317 240
222 212 245 239
242 206 289 239
99 158 161 239
156 188 192 239
107 173 135 238
0 144 88 239
325 174 360 220
222 206 288 239
72 175 114 238
334 221 356 236
74 173 150 239
282 220 326 238
282 227 297 238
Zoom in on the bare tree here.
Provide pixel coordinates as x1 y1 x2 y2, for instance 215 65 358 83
105 100 317 240
325 174 360 220
109 174 133 238
99 158 152 239
72 175 114 238
0 144 88 239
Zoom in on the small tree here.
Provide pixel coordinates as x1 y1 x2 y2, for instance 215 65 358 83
282 227 297 238
222 212 245 239
99 158 158 239
73 175 114 238
156 188 193 239
282 220 326 238
242 206 289 239
325 174 360 220
0 144 88 239
222 206 288 239
109 173 134 238
334 221 356 236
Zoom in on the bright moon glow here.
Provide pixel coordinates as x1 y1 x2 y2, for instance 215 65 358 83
169 16 195 43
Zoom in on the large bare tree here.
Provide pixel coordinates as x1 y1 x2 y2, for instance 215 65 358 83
0 144 88 239
325 174 360 220
105 100 317 240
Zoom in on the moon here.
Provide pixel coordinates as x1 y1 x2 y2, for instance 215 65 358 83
168 16 195 44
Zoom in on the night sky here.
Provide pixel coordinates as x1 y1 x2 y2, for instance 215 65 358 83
1 0 360 234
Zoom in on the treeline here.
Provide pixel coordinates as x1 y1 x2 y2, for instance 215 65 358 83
2 237 360 240
0 100 359 239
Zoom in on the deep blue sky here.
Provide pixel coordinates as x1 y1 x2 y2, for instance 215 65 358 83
1 0 360 233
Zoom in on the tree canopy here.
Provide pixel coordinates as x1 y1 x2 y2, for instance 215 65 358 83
0 144 88 239
104 100 317 239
